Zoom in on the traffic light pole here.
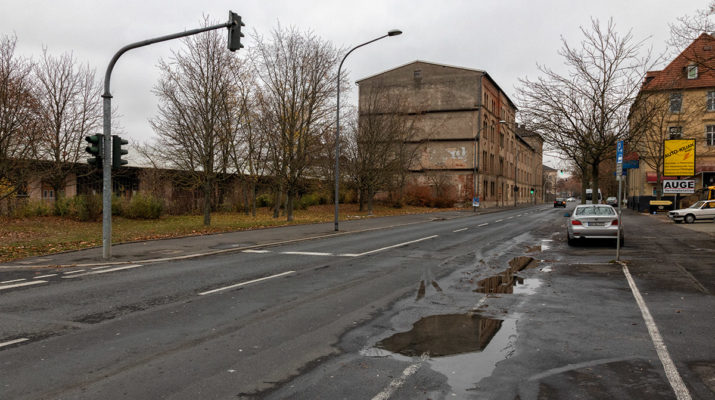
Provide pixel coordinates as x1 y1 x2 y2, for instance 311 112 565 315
100 14 240 259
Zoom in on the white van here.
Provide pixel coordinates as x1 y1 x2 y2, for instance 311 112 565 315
585 189 602 204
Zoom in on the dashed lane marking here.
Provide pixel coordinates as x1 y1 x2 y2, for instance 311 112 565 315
62 265 142 279
281 251 334 257
62 269 86 275
0 338 29 348
198 271 296 296
372 353 429 400
0 280 47 291
478 223 489 227
33 274 57 279
0 279 26 284
339 235 439 257
452 228 468 232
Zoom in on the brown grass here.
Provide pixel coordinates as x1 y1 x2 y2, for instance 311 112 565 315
0 204 453 262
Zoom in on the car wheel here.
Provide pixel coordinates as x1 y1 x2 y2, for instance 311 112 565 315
567 231 575 246
684 214 695 224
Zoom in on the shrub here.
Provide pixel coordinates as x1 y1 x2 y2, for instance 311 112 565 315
256 193 273 208
112 195 125 216
123 193 163 219
76 194 103 221
14 200 53 218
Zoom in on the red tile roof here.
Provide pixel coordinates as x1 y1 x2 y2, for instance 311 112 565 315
642 33 715 91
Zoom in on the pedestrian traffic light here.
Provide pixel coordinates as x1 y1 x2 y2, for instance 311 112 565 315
85 134 103 168
514 186 519 192
530 188 534 195
227 12 244 52
112 135 128 168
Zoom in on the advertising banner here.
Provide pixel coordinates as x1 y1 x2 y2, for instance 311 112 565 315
662 179 696 194
663 139 695 176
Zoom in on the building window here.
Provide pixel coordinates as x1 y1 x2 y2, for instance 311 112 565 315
708 91 715 111
413 69 421 80
708 125 715 146
669 126 682 139
687 65 698 79
670 93 682 113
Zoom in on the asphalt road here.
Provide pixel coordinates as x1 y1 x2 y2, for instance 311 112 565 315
0 205 713 399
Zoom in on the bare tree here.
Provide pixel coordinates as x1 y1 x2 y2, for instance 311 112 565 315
33 48 101 201
347 84 420 213
252 25 340 221
151 20 237 226
0 34 38 208
517 18 658 202
668 1 715 55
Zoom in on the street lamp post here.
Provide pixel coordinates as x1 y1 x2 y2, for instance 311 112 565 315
334 29 402 231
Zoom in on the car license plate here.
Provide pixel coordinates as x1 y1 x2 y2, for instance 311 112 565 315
588 222 605 226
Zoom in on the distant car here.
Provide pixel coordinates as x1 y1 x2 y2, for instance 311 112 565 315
553 198 567 208
566 197 576 202
605 197 618 206
668 200 715 224
567 204 623 246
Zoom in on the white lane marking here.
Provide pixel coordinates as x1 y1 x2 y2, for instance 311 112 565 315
198 271 295 296
33 274 57 279
243 249 271 254
371 353 428 400
0 280 47 291
507 216 513 220
620 262 692 400
478 223 489 227
495 219 504 222
91 265 115 270
62 264 142 279
0 338 29 348
517 214 522 217
63 269 86 275
281 251 334 257
452 228 468 233
339 235 439 257
0 278 26 284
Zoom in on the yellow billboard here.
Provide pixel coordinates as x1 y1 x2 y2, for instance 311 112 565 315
663 139 695 176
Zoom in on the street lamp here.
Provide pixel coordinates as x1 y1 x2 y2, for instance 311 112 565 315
334 29 402 231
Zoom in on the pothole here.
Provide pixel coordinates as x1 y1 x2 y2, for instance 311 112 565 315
475 256 538 294
375 313 503 357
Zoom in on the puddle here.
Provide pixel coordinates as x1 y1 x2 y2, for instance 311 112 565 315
368 314 519 397
475 257 537 294
376 313 504 357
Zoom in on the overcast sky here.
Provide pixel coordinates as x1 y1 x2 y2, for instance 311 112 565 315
0 0 706 168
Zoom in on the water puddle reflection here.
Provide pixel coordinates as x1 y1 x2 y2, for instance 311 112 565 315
376 313 503 357
475 257 537 294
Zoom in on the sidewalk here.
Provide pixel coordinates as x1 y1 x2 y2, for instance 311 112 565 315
0 207 509 270
646 211 715 236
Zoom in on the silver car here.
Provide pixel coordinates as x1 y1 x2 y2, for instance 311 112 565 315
566 204 623 246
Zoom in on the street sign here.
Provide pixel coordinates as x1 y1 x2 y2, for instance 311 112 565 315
616 140 624 177
473 197 480 208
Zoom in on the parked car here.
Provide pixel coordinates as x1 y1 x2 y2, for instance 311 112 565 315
667 200 715 224
553 198 567 208
566 197 576 202
605 196 618 206
566 204 623 246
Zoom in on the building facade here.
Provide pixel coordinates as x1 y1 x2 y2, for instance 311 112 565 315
628 34 715 210
357 61 543 208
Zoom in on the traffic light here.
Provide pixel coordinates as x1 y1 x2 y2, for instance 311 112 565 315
514 186 519 192
85 134 103 168
227 12 244 52
530 188 534 195
112 135 128 168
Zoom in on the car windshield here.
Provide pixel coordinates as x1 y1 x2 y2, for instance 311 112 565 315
556 198 565 201
689 201 705 209
574 206 616 216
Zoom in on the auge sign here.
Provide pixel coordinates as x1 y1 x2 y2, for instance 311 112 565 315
662 180 695 194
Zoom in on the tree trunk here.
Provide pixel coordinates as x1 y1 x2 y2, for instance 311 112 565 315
286 189 294 222
251 184 257 217
358 188 365 212
367 187 374 215
203 177 212 226
272 188 281 219
590 162 600 204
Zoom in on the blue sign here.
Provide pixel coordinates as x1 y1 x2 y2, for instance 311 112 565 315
616 141 624 164
623 159 639 169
